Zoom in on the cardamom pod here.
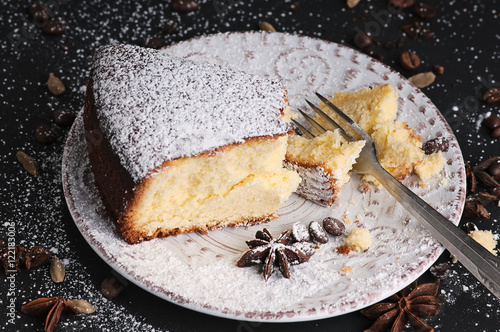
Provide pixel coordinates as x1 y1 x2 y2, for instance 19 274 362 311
66 299 97 314
50 256 65 283
47 73 66 96
408 72 436 88
16 151 38 177
259 21 276 32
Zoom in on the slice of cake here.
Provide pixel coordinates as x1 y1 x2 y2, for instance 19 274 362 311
83 45 300 244
284 130 365 206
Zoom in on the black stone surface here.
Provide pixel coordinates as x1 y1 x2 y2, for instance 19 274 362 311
1 1 499 331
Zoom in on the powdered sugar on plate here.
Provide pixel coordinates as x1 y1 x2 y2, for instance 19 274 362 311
62 32 466 322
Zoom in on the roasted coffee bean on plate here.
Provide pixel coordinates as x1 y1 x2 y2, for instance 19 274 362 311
53 108 75 126
423 137 449 154
389 0 415 8
400 51 421 70
309 221 329 244
323 217 345 236
35 124 56 144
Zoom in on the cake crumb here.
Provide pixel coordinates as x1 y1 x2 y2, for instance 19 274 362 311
469 230 497 256
341 266 353 274
336 244 351 254
345 227 372 251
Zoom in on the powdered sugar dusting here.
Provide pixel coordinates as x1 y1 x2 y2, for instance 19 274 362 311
91 44 290 182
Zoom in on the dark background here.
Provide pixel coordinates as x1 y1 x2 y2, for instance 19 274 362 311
1 0 499 331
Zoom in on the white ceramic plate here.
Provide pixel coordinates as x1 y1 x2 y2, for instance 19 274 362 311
62 32 466 322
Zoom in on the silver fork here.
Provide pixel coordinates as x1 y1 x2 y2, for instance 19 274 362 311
292 93 500 299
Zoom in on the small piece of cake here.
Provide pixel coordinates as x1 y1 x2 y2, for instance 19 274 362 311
284 130 365 206
344 227 371 252
414 151 446 181
83 45 300 244
319 83 398 135
469 230 498 256
370 120 424 180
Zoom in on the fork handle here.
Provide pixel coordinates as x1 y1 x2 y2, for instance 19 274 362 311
372 165 500 299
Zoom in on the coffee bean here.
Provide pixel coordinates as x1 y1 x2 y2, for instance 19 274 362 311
492 127 500 139
35 124 56 144
292 223 310 242
42 20 66 35
414 3 437 20
487 160 500 180
483 87 500 104
309 221 329 244
53 108 75 126
354 31 372 49
430 262 451 278
171 0 199 13
419 28 434 39
28 2 52 23
400 51 421 70
389 0 415 8
162 20 179 34
401 22 421 40
423 137 449 154
323 217 344 236
483 113 500 129
290 1 300 11
143 37 164 49
434 65 444 75
101 277 123 299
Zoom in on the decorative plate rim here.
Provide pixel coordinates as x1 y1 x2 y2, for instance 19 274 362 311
62 31 466 323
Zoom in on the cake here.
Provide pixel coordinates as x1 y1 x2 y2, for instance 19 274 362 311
285 83 445 206
284 130 365 206
83 44 300 244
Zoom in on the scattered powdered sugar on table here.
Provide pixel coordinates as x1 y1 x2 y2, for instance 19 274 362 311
91 44 290 182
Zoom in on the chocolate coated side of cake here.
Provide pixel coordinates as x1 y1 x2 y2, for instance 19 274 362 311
83 76 135 223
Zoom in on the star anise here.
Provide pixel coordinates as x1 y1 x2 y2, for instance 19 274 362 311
361 279 441 332
236 228 316 281
0 239 51 274
22 296 97 332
